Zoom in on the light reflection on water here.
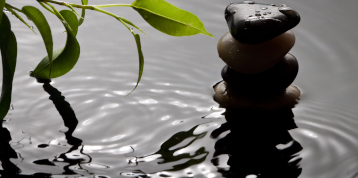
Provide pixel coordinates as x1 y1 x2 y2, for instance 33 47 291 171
1 0 358 177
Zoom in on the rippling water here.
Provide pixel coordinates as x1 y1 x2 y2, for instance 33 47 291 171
1 0 358 177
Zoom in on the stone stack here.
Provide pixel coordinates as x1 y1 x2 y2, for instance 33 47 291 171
214 1 301 110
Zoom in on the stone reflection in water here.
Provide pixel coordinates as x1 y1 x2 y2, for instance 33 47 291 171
211 108 302 178
0 83 92 177
123 125 209 176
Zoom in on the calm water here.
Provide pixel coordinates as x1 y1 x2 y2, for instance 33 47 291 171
1 0 358 177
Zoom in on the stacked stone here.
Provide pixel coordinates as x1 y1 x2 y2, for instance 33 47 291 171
214 1 301 110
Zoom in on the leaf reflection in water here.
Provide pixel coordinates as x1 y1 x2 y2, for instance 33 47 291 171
0 83 94 177
124 125 209 175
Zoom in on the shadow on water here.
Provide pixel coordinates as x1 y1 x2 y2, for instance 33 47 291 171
0 83 304 178
122 125 209 177
0 126 21 176
211 108 303 178
0 83 92 177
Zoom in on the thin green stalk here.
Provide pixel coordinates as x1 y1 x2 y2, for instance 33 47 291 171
4 3 22 12
45 2 67 26
37 0 144 34
62 2 82 17
94 7 126 23
4 4 36 33
94 4 132 8
38 1 55 15
94 7 146 35
38 0 132 9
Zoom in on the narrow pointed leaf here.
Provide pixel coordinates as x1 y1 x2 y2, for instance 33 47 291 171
115 18 144 95
131 0 213 37
126 33 144 96
5 5 36 34
30 10 80 79
22 6 53 78
79 0 88 25
0 0 5 24
0 14 17 121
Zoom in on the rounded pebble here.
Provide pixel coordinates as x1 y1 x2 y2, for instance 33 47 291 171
217 30 295 74
221 53 298 95
213 81 300 110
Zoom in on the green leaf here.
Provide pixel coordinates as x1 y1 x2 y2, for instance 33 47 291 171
126 33 144 96
0 0 5 24
79 0 88 25
131 0 213 38
5 4 36 34
22 6 53 78
113 17 144 95
30 10 80 79
0 14 17 121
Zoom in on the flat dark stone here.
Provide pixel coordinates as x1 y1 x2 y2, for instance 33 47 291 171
221 53 298 95
225 1 300 44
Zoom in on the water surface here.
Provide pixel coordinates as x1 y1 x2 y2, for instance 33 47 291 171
2 0 358 177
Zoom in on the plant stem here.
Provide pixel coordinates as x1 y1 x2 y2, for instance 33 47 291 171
37 0 145 35
37 0 132 9
38 1 55 15
93 4 132 8
45 2 69 23
5 4 37 33
5 3 22 12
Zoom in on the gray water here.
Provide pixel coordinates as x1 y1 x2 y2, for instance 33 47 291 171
2 0 358 177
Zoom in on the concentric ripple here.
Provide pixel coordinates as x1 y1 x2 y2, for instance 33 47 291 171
1 0 358 177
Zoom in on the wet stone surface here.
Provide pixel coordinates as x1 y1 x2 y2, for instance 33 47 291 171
225 2 300 44
221 53 299 96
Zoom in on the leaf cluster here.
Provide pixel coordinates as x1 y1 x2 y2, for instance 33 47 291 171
0 0 213 121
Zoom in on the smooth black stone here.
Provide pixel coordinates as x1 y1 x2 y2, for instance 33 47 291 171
225 2 300 44
221 53 298 95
